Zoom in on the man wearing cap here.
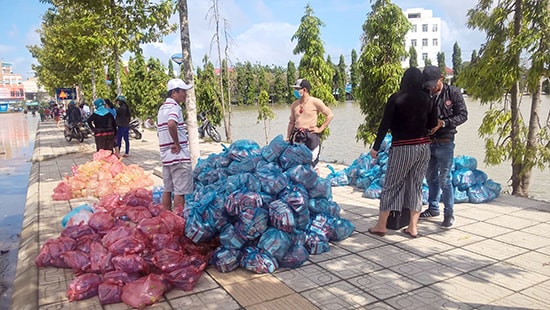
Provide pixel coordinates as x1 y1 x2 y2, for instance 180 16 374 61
65 100 82 127
288 78 334 167
157 78 194 211
420 66 468 229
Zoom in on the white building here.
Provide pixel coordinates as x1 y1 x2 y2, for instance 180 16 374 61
401 8 441 68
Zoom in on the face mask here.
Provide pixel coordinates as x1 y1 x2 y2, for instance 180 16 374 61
293 89 301 99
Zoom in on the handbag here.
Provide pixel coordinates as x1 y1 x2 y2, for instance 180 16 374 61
386 208 410 230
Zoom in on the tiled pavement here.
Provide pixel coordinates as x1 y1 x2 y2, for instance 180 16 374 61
11 120 550 309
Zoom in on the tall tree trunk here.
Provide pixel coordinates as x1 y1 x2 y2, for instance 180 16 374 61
224 19 232 143
114 44 122 95
91 65 97 101
178 0 200 167
510 0 525 196
211 0 229 142
521 77 543 194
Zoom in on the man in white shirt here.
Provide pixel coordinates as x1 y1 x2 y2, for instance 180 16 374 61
157 78 193 211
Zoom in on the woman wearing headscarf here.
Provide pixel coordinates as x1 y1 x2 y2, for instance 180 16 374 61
86 98 117 152
367 67 438 238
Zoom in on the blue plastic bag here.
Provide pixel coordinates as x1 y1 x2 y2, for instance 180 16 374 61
61 204 94 228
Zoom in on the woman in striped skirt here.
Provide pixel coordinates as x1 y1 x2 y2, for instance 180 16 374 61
367 67 438 238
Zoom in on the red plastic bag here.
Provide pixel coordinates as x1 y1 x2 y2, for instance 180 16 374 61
111 254 149 274
98 280 123 305
52 181 72 200
88 212 116 235
89 241 113 273
35 237 76 268
121 274 171 309
67 273 101 302
61 250 91 274
165 264 204 291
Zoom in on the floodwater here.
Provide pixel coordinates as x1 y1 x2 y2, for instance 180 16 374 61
0 113 37 308
228 96 550 202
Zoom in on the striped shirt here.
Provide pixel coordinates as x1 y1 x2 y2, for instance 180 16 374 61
157 98 190 165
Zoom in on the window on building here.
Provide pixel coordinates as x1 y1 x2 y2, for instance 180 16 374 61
433 39 438 46
411 39 417 47
412 24 417 32
422 38 428 46
432 24 438 32
422 53 428 60
408 13 421 18
422 24 428 32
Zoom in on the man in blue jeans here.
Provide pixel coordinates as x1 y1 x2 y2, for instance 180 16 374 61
420 66 468 228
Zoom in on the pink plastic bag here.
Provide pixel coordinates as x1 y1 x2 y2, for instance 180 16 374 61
121 274 171 309
67 273 101 302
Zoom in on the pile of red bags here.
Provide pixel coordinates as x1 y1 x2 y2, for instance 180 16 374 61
36 188 219 308
52 149 155 200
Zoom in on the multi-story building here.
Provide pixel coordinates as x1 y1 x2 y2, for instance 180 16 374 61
0 61 25 112
401 8 441 68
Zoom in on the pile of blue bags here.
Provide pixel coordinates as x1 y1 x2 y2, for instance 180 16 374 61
185 135 355 274
332 134 501 204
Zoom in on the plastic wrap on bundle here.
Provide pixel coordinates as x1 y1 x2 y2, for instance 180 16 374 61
234 207 269 241
468 184 497 203
454 155 477 170
120 274 170 309
345 152 376 187
308 213 331 238
258 227 291 261
240 191 264 210
225 190 246 217
454 187 469 203
278 243 309 268
453 168 476 191
256 162 289 195
422 183 429 205
308 197 332 215
219 224 246 249
327 218 355 241
304 231 330 255
308 177 332 199
227 139 261 161
472 169 488 184
240 246 279 274
279 143 312 171
285 164 319 190
67 273 101 301
268 200 296 233
326 164 349 186
279 184 309 213
261 134 289 162
294 206 311 231
211 247 242 273
364 181 382 199
227 154 262 175
226 172 262 194
185 210 217 243
379 134 393 152
62 204 94 228
202 199 228 232
196 167 226 185
484 179 502 196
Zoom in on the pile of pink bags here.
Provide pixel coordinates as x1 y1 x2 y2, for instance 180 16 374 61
52 149 154 200
40 161 219 307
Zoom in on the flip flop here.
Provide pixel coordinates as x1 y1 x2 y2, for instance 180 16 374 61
402 229 419 238
368 228 386 237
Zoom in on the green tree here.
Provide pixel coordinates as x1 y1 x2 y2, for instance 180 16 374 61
196 55 222 125
336 55 347 102
257 90 276 145
437 52 446 76
459 0 550 197
357 0 410 145
409 45 418 68
424 57 432 66
452 41 462 83
292 4 335 105
271 66 288 104
350 49 359 100
167 60 175 78
286 61 297 103
125 53 148 119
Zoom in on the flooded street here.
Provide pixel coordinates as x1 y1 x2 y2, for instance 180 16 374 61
0 113 37 307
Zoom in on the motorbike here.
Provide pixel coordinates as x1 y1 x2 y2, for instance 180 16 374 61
129 119 142 140
64 121 85 143
198 112 222 143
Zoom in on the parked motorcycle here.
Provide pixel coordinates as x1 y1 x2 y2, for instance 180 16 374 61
198 112 222 142
129 119 142 140
64 121 85 143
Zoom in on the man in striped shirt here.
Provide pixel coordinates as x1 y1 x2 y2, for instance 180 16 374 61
157 78 193 211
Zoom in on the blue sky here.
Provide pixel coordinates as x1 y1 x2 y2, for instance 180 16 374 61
1 0 485 80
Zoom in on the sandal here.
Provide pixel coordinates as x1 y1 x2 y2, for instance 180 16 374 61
368 228 386 237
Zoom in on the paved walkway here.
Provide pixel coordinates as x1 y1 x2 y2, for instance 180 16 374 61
11 119 550 309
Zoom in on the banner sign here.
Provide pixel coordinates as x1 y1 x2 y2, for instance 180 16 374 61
55 88 77 101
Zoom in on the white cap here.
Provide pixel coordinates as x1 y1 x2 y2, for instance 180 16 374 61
167 78 193 91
